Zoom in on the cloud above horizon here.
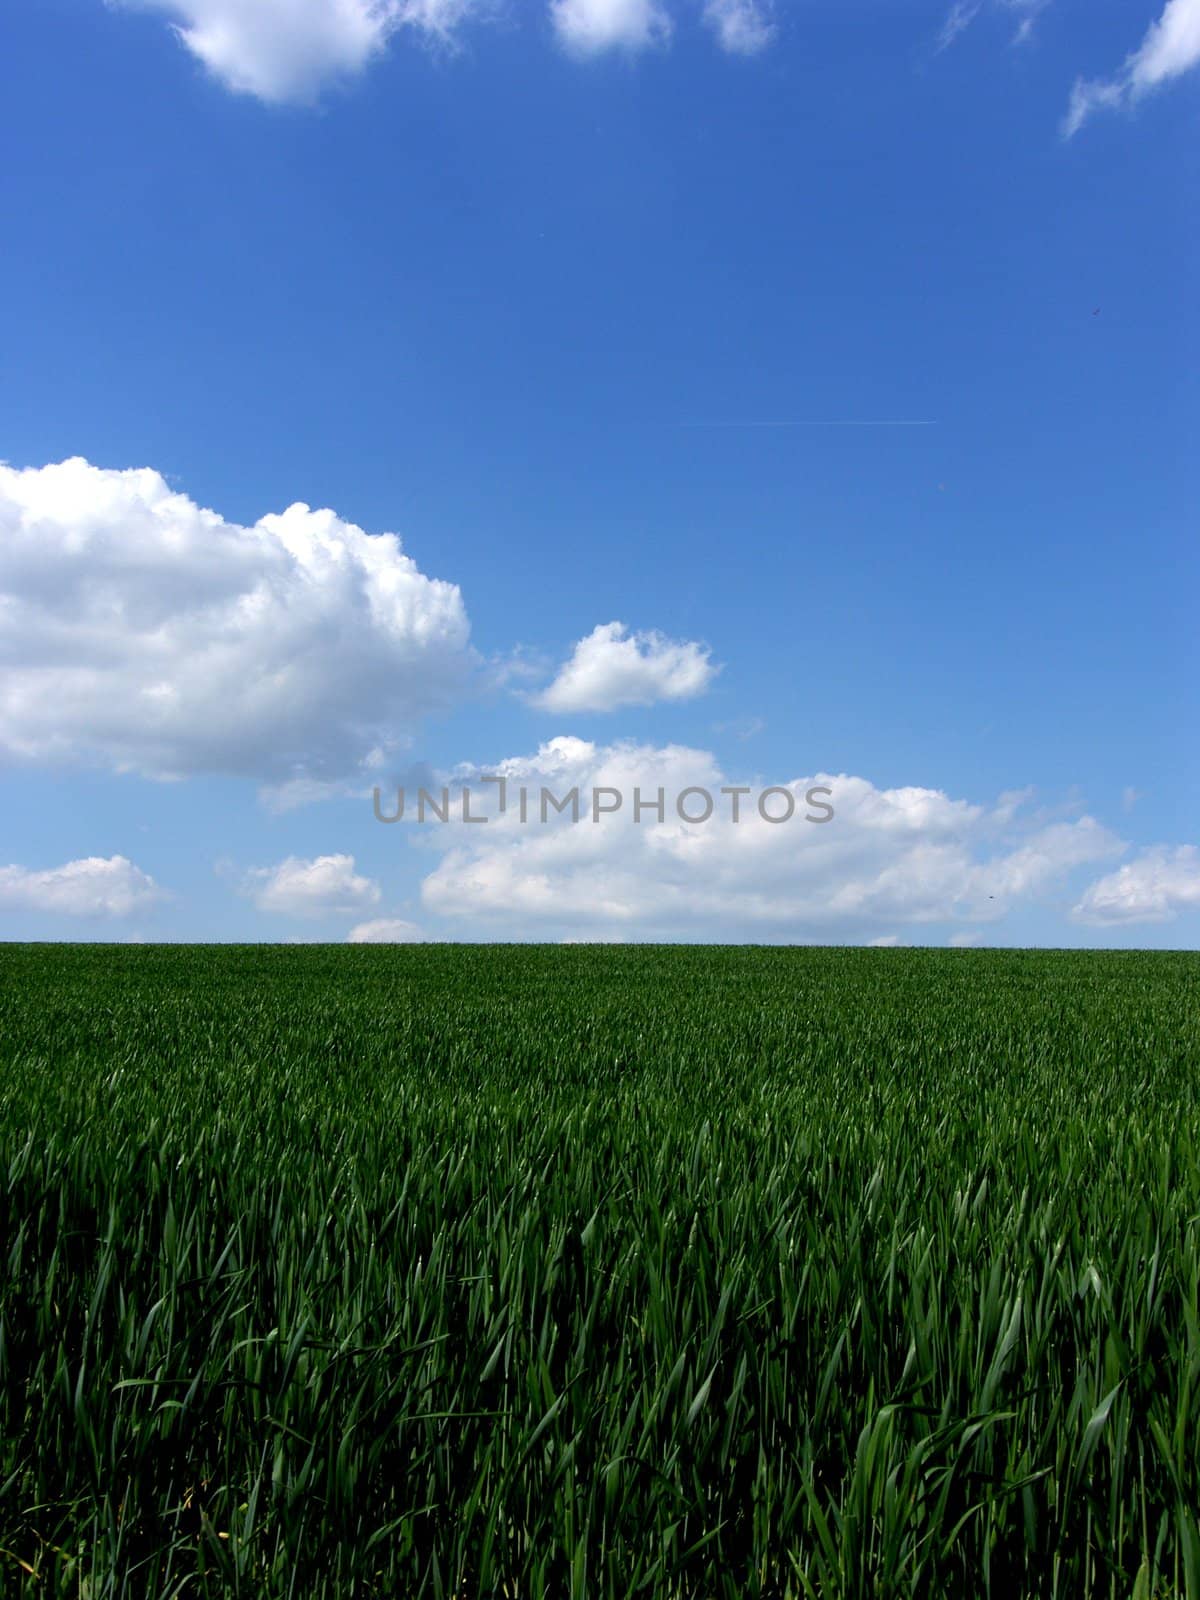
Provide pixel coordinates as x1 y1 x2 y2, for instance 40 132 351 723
530 623 718 714
244 853 382 917
1074 845 1200 924
347 916 426 941
418 736 1124 940
1064 0 1200 134
0 458 474 787
0 855 163 917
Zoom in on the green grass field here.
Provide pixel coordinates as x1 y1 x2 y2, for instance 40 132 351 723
1 944 1198 1598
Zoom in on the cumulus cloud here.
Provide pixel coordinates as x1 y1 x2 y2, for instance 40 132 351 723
703 0 774 55
1073 845 1200 925
0 458 473 788
1064 0 1200 134
549 0 671 56
347 916 426 941
0 855 162 917
243 853 382 917
115 0 480 104
112 0 781 93
529 622 717 714
418 737 1123 939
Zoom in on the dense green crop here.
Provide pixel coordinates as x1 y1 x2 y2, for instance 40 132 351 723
0 944 1198 1598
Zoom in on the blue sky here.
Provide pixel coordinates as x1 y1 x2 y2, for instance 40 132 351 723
1 0 1196 945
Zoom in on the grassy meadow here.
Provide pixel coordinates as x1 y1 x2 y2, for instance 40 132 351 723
0 943 1198 1598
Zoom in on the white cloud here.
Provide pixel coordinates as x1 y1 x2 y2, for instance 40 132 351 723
949 929 985 947
116 0 480 104
1003 0 1051 45
112 0 785 94
347 916 426 941
1073 845 1200 925
530 622 717 714
938 0 1049 52
1064 0 1200 134
938 1 982 51
0 855 162 917
0 458 473 786
549 0 671 56
703 0 774 55
243 853 382 917
419 737 1123 939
